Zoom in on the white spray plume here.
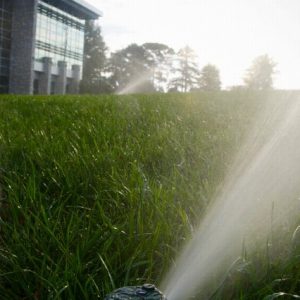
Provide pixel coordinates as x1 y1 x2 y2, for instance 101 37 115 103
117 70 154 95
162 94 300 300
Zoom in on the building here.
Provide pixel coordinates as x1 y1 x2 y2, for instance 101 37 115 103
0 0 101 94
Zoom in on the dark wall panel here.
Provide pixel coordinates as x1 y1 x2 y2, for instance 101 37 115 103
9 0 38 94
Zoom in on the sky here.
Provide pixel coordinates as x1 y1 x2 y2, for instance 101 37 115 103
86 0 300 89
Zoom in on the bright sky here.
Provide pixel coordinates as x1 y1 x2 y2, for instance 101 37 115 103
86 0 300 89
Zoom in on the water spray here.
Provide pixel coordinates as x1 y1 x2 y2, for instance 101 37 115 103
105 284 167 300
161 96 300 300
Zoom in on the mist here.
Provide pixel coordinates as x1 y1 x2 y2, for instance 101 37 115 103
162 93 300 299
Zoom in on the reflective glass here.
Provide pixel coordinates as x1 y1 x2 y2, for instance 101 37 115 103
35 0 85 71
0 0 12 92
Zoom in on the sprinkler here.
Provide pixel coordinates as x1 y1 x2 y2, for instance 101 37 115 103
104 283 167 299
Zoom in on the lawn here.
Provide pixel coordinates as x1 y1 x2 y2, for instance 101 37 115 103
0 91 299 299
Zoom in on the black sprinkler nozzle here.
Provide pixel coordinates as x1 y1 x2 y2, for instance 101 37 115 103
104 283 167 299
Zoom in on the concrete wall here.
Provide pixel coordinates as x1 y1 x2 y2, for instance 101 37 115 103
69 65 81 94
39 57 52 94
9 0 38 94
55 61 67 94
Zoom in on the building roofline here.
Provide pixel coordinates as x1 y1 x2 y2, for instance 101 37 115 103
64 0 103 19
41 0 102 19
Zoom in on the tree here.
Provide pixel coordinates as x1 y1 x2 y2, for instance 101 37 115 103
108 43 176 94
199 64 221 91
142 43 175 92
169 46 200 92
108 44 155 93
81 21 111 93
243 54 276 90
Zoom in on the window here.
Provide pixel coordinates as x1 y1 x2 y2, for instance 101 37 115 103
34 1 85 72
0 0 12 92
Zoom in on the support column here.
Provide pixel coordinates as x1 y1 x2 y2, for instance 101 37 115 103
69 64 81 94
9 0 38 94
55 61 67 94
39 57 52 94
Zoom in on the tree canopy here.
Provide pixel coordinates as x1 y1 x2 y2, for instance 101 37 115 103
81 21 110 93
142 43 174 92
199 64 221 91
244 55 276 90
80 25 231 94
108 44 155 93
169 46 200 92
79 26 284 94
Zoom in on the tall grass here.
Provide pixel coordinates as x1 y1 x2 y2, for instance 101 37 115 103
0 91 299 299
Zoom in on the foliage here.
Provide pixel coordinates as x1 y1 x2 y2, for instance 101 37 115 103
142 43 175 92
108 44 155 93
80 21 111 94
211 221 300 300
169 46 200 92
199 64 221 91
0 92 299 299
108 43 175 93
244 54 277 90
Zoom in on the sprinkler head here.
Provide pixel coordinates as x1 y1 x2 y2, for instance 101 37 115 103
104 283 167 300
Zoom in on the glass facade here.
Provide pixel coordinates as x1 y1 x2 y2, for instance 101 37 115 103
0 0 12 93
35 0 85 69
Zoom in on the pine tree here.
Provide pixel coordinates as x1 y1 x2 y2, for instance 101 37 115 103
81 21 110 93
169 46 200 92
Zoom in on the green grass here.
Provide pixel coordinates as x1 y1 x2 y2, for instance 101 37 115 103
0 91 299 299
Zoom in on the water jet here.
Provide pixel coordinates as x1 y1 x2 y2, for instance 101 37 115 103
162 95 300 300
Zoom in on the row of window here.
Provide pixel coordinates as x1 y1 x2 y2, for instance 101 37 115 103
0 74 8 86
0 10 11 20
35 48 82 68
0 1 12 90
0 37 10 49
38 2 85 31
36 40 83 61
39 0 85 23
0 28 10 40
35 1 84 71
0 18 11 32
0 55 8 65
0 0 12 12
0 65 8 76
36 18 84 52
0 47 10 59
